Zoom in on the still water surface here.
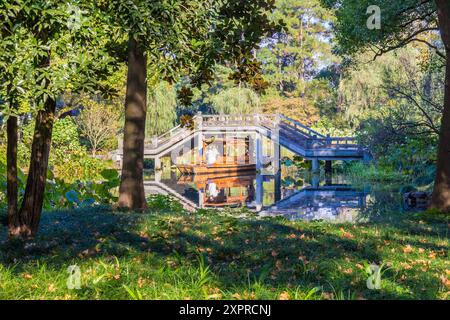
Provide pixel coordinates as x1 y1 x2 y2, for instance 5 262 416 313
145 162 406 223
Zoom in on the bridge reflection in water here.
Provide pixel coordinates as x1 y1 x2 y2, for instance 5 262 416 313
144 168 369 222
137 113 371 221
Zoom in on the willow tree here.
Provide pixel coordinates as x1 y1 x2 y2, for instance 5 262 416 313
0 1 114 238
145 82 177 137
211 87 261 115
99 0 281 210
322 0 450 211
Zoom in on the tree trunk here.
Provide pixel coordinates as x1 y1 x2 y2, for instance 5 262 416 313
118 37 148 210
431 0 450 211
6 115 19 236
12 96 56 239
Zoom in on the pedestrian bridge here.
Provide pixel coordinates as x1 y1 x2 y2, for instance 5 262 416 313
114 113 371 167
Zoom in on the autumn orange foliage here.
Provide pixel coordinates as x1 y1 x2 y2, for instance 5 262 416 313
262 97 320 126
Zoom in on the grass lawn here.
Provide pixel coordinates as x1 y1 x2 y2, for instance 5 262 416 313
0 197 448 300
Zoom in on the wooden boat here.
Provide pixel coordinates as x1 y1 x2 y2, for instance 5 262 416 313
176 135 257 175
177 172 255 184
177 162 256 175
185 174 256 208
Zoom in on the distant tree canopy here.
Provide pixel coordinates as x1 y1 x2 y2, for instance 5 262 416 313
76 98 121 155
258 0 337 97
211 87 261 115
262 97 320 125
340 46 443 132
321 0 443 59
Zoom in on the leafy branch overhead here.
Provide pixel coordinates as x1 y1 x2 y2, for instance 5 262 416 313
321 0 444 59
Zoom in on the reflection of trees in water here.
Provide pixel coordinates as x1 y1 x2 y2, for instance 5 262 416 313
356 188 404 223
282 176 304 188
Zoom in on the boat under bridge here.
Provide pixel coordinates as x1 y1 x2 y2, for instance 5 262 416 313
113 113 372 172
112 113 372 216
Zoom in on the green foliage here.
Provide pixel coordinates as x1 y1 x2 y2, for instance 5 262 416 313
339 47 443 129
317 0 446 188
211 87 261 115
321 0 439 58
0 162 118 210
0 0 116 111
19 117 112 183
258 0 338 97
43 168 119 209
313 117 354 137
99 0 280 93
326 46 444 181
51 118 83 153
345 162 408 184
146 195 184 212
146 82 177 137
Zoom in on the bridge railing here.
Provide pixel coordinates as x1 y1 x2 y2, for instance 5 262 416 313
146 113 281 150
307 136 361 150
146 114 202 149
144 113 363 152
201 114 279 128
146 125 184 148
279 114 326 138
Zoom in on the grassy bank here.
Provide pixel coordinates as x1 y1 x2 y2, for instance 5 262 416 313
0 202 448 300
344 163 409 184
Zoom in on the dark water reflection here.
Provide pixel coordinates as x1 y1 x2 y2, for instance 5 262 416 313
144 165 408 223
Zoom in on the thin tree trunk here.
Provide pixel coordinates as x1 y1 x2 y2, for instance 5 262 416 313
118 37 148 210
6 115 19 236
431 0 450 211
12 96 56 238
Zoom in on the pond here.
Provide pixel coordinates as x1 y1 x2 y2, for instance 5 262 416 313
144 157 410 223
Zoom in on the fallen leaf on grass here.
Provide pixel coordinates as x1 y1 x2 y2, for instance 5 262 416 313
232 293 242 299
275 260 283 270
340 228 354 239
278 291 290 300
298 256 309 264
403 245 413 253
400 263 412 270
343 268 353 274
440 276 450 288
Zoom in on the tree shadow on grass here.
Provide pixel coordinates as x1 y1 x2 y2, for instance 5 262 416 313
0 207 447 300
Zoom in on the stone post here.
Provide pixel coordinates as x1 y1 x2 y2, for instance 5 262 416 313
195 112 204 165
255 174 263 211
255 131 263 171
154 157 162 182
152 136 158 148
312 158 319 173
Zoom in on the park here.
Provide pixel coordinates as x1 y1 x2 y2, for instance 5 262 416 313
0 0 449 300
